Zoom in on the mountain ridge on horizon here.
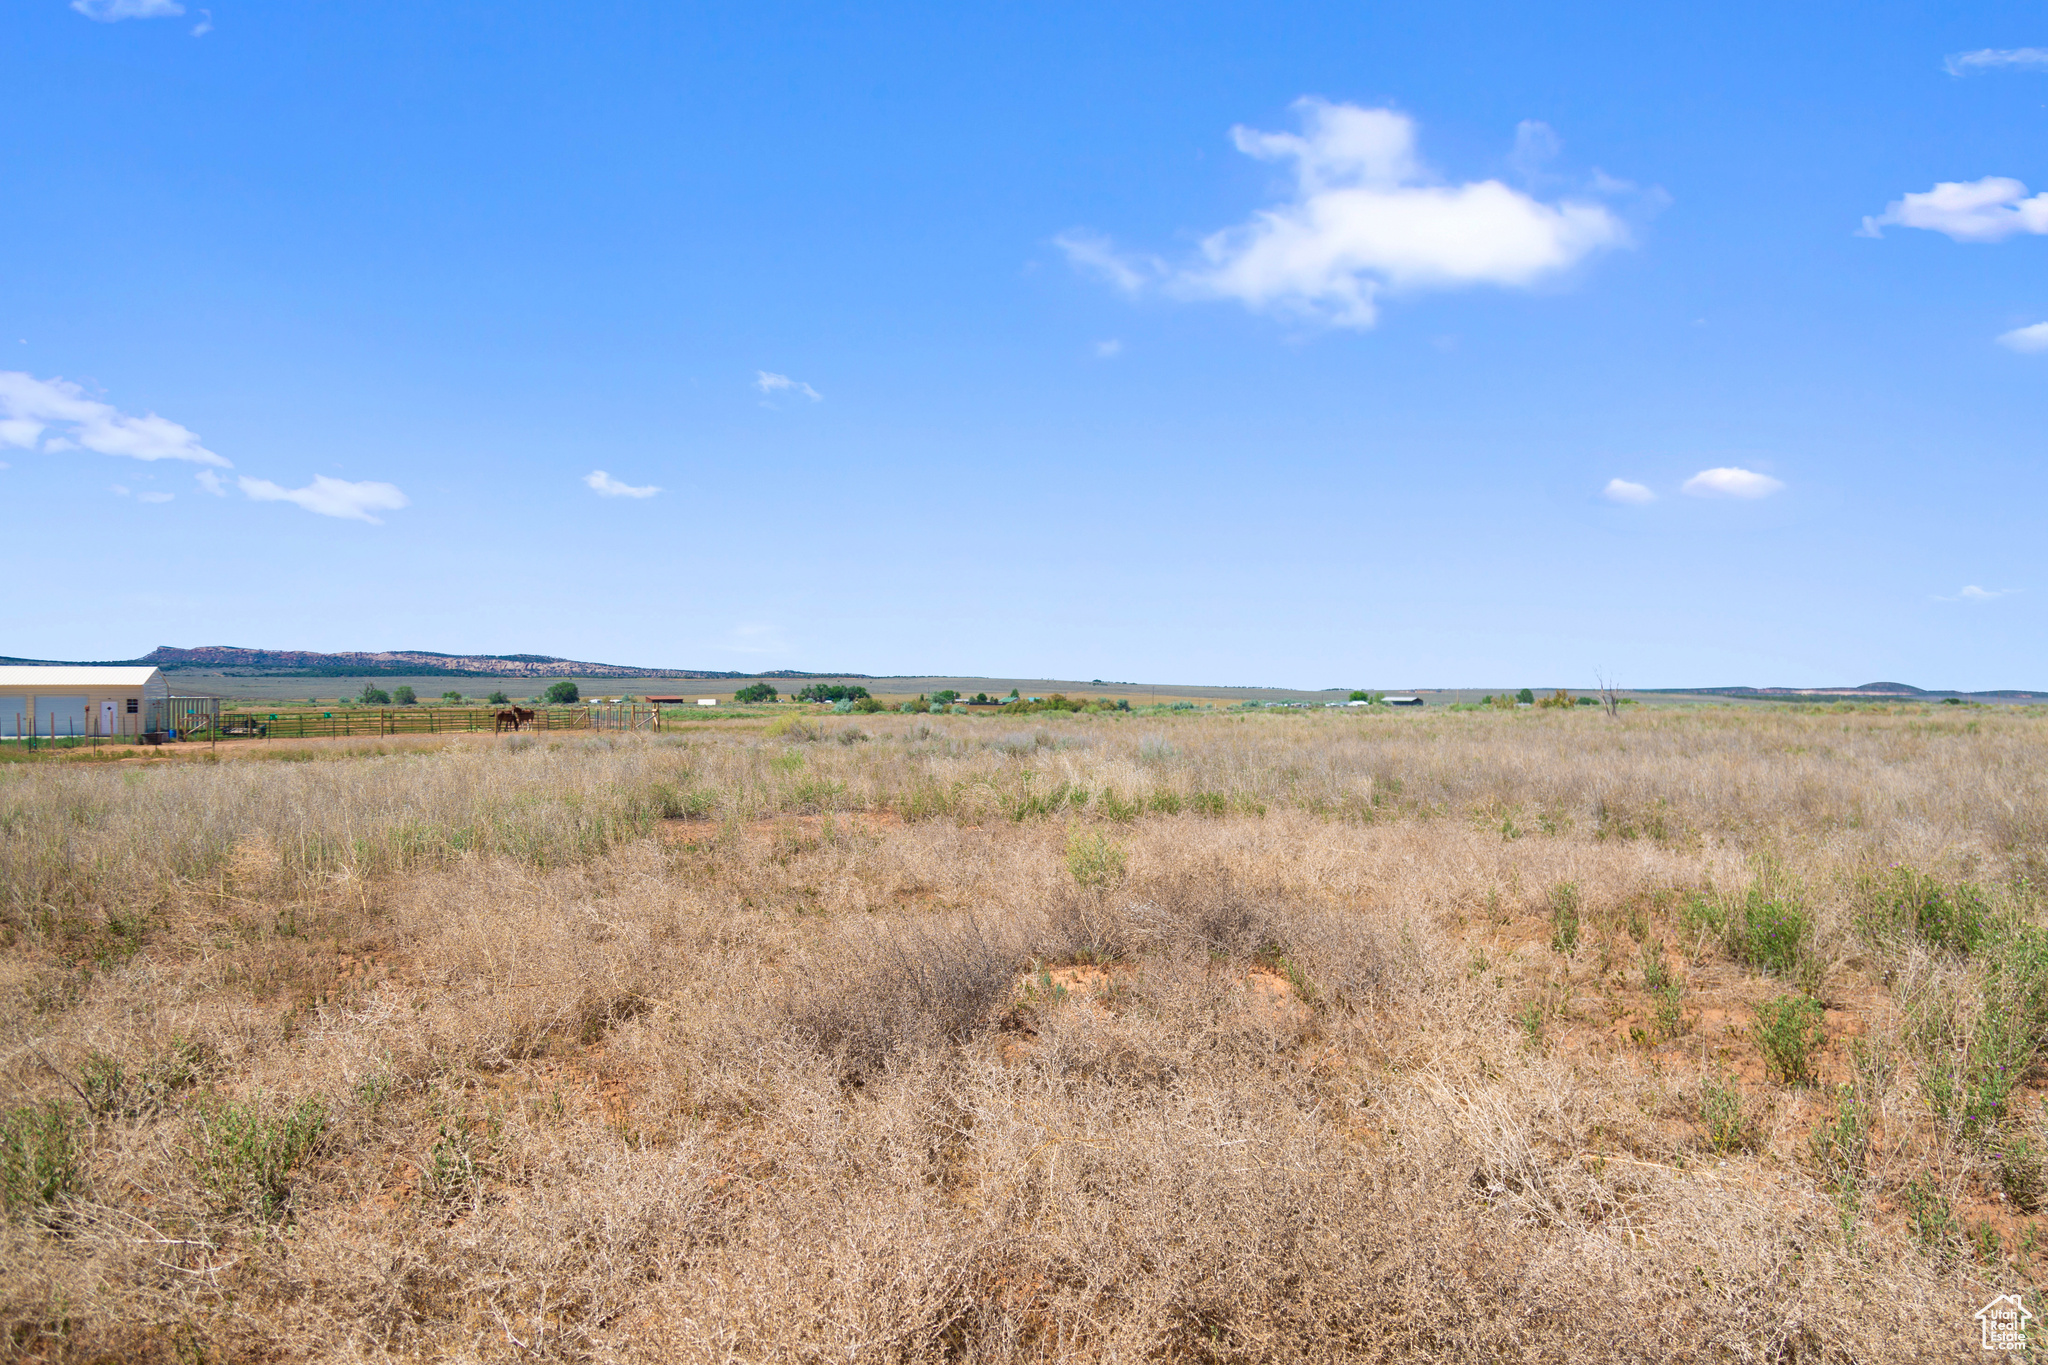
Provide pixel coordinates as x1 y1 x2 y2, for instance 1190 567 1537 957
0 650 2041 698
0 645 865 681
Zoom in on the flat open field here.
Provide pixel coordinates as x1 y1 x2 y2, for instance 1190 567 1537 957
4 705 2045 1360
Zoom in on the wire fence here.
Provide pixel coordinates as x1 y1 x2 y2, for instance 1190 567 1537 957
217 706 594 739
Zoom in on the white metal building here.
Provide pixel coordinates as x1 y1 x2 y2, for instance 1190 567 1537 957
0 666 172 740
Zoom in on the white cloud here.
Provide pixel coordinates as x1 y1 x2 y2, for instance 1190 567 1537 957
1945 48 2048 75
238 474 409 524
1682 467 1784 499
1603 478 1655 504
754 371 822 402
1997 321 2048 352
1093 338 1123 359
195 468 226 495
1860 176 2048 242
583 469 660 499
138 490 173 503
1054 232 1159 295
0 371 227 465
1509 120 1563 180
1062 100 1632 329
1936 584 2015 601
190 8 211 35
71 0 184 19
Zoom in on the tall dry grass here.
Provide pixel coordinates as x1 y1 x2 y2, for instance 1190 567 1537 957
1 705 2043 1360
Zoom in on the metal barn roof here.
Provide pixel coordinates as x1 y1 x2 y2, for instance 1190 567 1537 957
0 666 164 690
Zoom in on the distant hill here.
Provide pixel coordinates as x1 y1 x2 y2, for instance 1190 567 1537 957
0 646 870 681
1644 682 2048 702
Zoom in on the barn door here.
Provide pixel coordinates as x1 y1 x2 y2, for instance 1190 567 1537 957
101 702 117 736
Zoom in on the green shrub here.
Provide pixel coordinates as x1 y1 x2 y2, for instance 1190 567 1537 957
487 690 510 705
0 1103 83 1225
1999 1133 2046 1212
1653 982 1688 1040
1902 1172 1957 1253
1807 1084 1869 1208
358 685 392 705
1861 867 1993 955
1754 994 1825 1085
1679 890 1727 939
1730 890 1809 977
1096 789 1139 823
392 686 417 706
1700 1073 1753 1152
1515 688 1535 704
1548 882 1581 956
1640 939 1672 991
190 1097 328 1221
82 1039 208 1118
545 681 582 705
1065 830 1127 889
851 697 886 714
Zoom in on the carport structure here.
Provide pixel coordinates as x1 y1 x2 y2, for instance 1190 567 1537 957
0 665 175 741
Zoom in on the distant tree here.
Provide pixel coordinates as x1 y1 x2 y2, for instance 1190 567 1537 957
851 697 886 713
1349 690 1371 701
545 681 581 705
1575 695 1598 706
971 693 990 704
931 689 961 705
1005 689 1020 701
487 690 510 705
392 686 418 706
1516 688 1536 705
358 684 392 705
441 690 464 703
733 682 779 704
796 683 869 703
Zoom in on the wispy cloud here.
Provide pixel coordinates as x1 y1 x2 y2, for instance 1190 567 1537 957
1682 467 1784 499
1093 338 1124 359
1997 321 2048 353
189 8 211 35
238 474 409 524
1860 176 2048 242
1055 232 1159 295
1936 584 2015 602
138 490 173 503
755 371 822 403
195 469 226 495
583 469 660 499
71 0 184 20
1944 48 2048 75
1061 99 1633 329
1603 478 1655 504
0 371 226 465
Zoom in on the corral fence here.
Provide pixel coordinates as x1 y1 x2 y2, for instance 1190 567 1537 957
218 706 593 740
589 702 662 732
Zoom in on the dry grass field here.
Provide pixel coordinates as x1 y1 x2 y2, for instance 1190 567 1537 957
3 705 2045 1361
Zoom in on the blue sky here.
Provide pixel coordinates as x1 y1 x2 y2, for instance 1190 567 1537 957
4 1 2044 689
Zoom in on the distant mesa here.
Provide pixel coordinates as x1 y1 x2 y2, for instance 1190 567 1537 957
0 645 871 681
1646 681 2048 701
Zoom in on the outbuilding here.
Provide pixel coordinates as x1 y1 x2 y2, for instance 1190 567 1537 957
0 666 173 740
